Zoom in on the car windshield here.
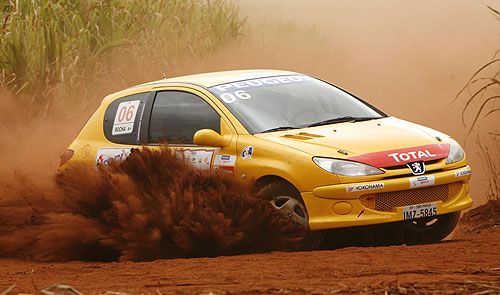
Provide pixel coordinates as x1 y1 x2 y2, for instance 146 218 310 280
208 75 385 134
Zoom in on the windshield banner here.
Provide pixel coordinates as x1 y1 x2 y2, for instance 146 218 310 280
210 75 313 94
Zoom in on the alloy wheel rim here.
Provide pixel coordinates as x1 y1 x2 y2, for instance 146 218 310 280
270 195 308 228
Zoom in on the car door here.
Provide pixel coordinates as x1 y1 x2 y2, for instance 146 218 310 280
144 88 238 174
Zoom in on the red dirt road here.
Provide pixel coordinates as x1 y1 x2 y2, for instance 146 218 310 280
1 227 499 294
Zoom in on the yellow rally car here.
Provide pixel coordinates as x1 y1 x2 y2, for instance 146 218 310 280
61 70 473 245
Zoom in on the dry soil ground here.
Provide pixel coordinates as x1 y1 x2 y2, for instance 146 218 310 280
1 218 499 295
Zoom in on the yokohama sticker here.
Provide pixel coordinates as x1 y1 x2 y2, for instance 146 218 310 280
409 175 435 188
96 148 132 165
455 169 471 178
112 100 140 135
346 183 384 193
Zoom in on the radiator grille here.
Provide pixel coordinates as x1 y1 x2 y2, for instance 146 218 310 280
360 182 462 212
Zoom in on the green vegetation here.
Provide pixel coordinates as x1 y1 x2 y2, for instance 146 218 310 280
0 0 243 112
456 5 499 200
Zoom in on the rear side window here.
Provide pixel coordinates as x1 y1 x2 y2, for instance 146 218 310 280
149 91 220 144
103 92 148 144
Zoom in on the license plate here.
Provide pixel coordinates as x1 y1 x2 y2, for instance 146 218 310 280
403 202 437 220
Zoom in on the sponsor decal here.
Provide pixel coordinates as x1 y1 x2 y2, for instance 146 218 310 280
407 161 426 176
409 175 435 188
455 169 472 178
388 150 436 163
96 148 132 165
218 90 252 104
211 75 313 93
214 154 237 174
210 75 313 104
112 100 140 135
175 149 214 171
347 144 450 168
241 146 254 160
346 182 384 193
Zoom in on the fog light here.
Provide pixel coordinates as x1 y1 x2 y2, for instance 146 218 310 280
332 202 352 215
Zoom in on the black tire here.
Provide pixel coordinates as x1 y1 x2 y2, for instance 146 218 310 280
257 181 324 249
400 212 461 245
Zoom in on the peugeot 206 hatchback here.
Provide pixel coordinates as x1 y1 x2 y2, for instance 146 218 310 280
61 70 473 245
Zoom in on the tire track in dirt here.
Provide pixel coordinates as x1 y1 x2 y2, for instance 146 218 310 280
0 227 498 294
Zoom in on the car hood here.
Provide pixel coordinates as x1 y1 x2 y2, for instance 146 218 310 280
254 117 451 168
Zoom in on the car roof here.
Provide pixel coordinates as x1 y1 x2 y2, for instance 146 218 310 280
135 69 301 89
102 69 303 105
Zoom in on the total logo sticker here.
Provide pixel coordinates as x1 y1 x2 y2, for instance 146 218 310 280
346 183 384 193
388 150 436 163
214 154 237 174
455 169 471 178
241 146 254 160
409 175 435 188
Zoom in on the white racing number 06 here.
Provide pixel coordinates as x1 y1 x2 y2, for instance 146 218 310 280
220 90 252 104
112 100 140 135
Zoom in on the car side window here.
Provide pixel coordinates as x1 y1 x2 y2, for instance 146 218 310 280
103 92 148 144
149 91 220 144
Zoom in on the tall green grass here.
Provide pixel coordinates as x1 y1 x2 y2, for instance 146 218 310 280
455 5 500 200
0 0 243 112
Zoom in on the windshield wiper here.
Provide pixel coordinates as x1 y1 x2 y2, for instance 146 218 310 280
260 126 299 133
308 116 380 127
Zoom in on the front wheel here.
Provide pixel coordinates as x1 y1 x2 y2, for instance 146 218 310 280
257 181 309 228
401 212 461 245
257 181 324 249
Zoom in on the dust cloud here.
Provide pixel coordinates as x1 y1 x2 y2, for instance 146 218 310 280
0 148 305 261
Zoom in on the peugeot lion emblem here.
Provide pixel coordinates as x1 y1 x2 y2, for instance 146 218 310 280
407 161 426 175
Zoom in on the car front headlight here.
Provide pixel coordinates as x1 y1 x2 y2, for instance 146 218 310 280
446 139 465 164
313 157 384 176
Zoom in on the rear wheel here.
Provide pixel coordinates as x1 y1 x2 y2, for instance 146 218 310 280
401 212 460 245
257 181 324 249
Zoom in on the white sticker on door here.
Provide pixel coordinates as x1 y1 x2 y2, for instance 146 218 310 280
214 155 237 174
96 148 132 165
112 100 141 135
175 149 214 171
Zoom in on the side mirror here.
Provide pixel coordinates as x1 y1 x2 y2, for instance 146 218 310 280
193 129 225 147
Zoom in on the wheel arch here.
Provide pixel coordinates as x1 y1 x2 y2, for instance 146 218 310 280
251 175 300 195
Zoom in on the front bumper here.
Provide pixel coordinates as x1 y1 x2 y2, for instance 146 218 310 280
302 165 473 231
